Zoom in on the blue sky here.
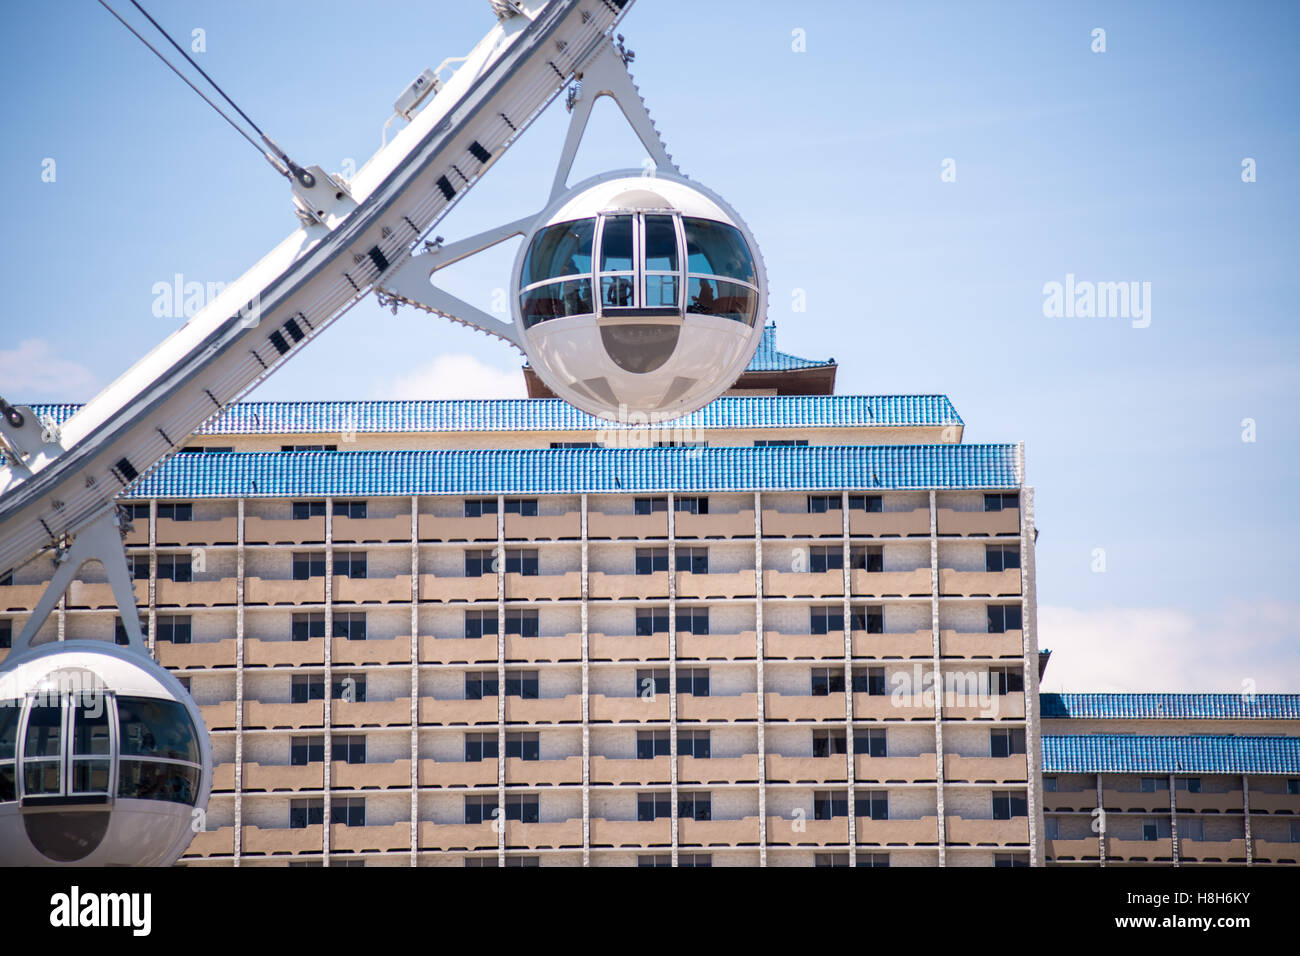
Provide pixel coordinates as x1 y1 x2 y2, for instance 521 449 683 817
1 0 1297 691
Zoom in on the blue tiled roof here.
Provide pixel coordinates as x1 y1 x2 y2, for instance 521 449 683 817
124 443 1020 499
1041 693 1300 721
29 394 958 435
747 322 834 372
1042 735 1300 775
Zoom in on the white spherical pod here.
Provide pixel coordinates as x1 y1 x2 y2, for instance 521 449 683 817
512 169 766 421
0 640 212 866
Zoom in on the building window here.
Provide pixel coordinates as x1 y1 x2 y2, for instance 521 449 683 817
811 667 845 696
178 446 233 454
679 668 710 697
809 546 841 572
504 670 539 699
113 617 148 646
815 853 850 867
1141 818 1171 840
464 796 498 825
465 672 499 700
635 608 670 635
810 606 876 634
985 544 1020 572
291 613 324 641
504 856 540 867
1044 816 1060 840
991 728 1027 757
756 440 809 448
291 675 324 703
638 792 671 821
504 549 538 576
1174 777 1202 794
676 547 709 574
333 612 368 641
984 493 1019 512
156 502 193 521
677 606 710 635
292 501 327 519
292 552 326 580
852 666 887 696
154 615 192 644
505 733 539 761
634 548 668 574
333 500 367 519
549 441 602 449
813 730 847 757
1042 775 1058 792
157 553 193 582
636 731 671 759
465 733 498 762
855 790 888 820
464 498 497 518
1287 779 1300 796
813 790 849 820
993 853 1029 867
291 736 325 766
636 668 670 697
638 855 672 867
334 551 367 579
282 444 337 452
678 853 712 867
992 790 1028 820
855 728 887 758
987 604 1022 633
680 731 711 759
679 792 712 821
674 496 709 514
504 498 538 516
127 554 149 580
290 799 324 828
859 853 890 867
505 793 539 823
122 503 151 522
1140 776 1169 793
634 497 668 515
989 667 1024 695
335 735 367 765
465 610 496 639
332 674 365 701
0 619 10 649
505 609 539 637
806 494 839 513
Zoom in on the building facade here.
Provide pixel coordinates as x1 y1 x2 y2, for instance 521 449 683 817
3 326 1293 866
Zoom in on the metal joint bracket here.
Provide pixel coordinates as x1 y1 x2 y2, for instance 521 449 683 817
291 166 359 228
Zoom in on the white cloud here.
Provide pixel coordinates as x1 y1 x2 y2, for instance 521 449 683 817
0 339 98 400
1038 600 1300 694
373 353 526 400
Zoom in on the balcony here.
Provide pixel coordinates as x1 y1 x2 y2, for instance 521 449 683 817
590 755 671 785
416 513 496 543
244 516 325 545
156 578 239 607
1046 838 1102 860
678 631 756 660
332 698 411 728
586 511 668 539
676 570 756 599
332 760 412 789
1179 839 1248 862
944 816 1030 846
765 816 849 846
588 633 670 661
244 577 323 605
853 693 935 721
854 754 939 783
330 822 410 853
242 825 323 855
504 633 581 662
848 508 931 538
852 630 935 659
417 759 497 788
155 516 238 546
239 762 323 792
419 635 497 665
1106 837 1174 861
760 510 843 538
244 638 324 667
243 701 325 730
677 692 758 722
764 692 846 722
418 821 497 852
766 755 848 784
1253 840 1300 864
588 571 669 600
590 694 669 723
855 816 940 845
504 512 580 541
504 571 581 601
943 693 1025 721
674 510 755 539
418 698 499 725
936 508 1020 536
1248 792 1300 813
66 580 150 609
0 583 44 611
1101 790 1175 813
763 570 843 599
334 574 412 604
1042 789 1096 812
939 569 1020 598
504 819 583 850
940 630 1023 658
589 818 671 847
155 638 237 669
679 754 759 785
505 755 583 786
200 702 237 731
850 569 931 598
182 826 235 857
679 816 761 846
1173 790 1246 813
419 573 497 603
944 754 1028 783
332 636 411 666
503 694 582 724
332 515 412 544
